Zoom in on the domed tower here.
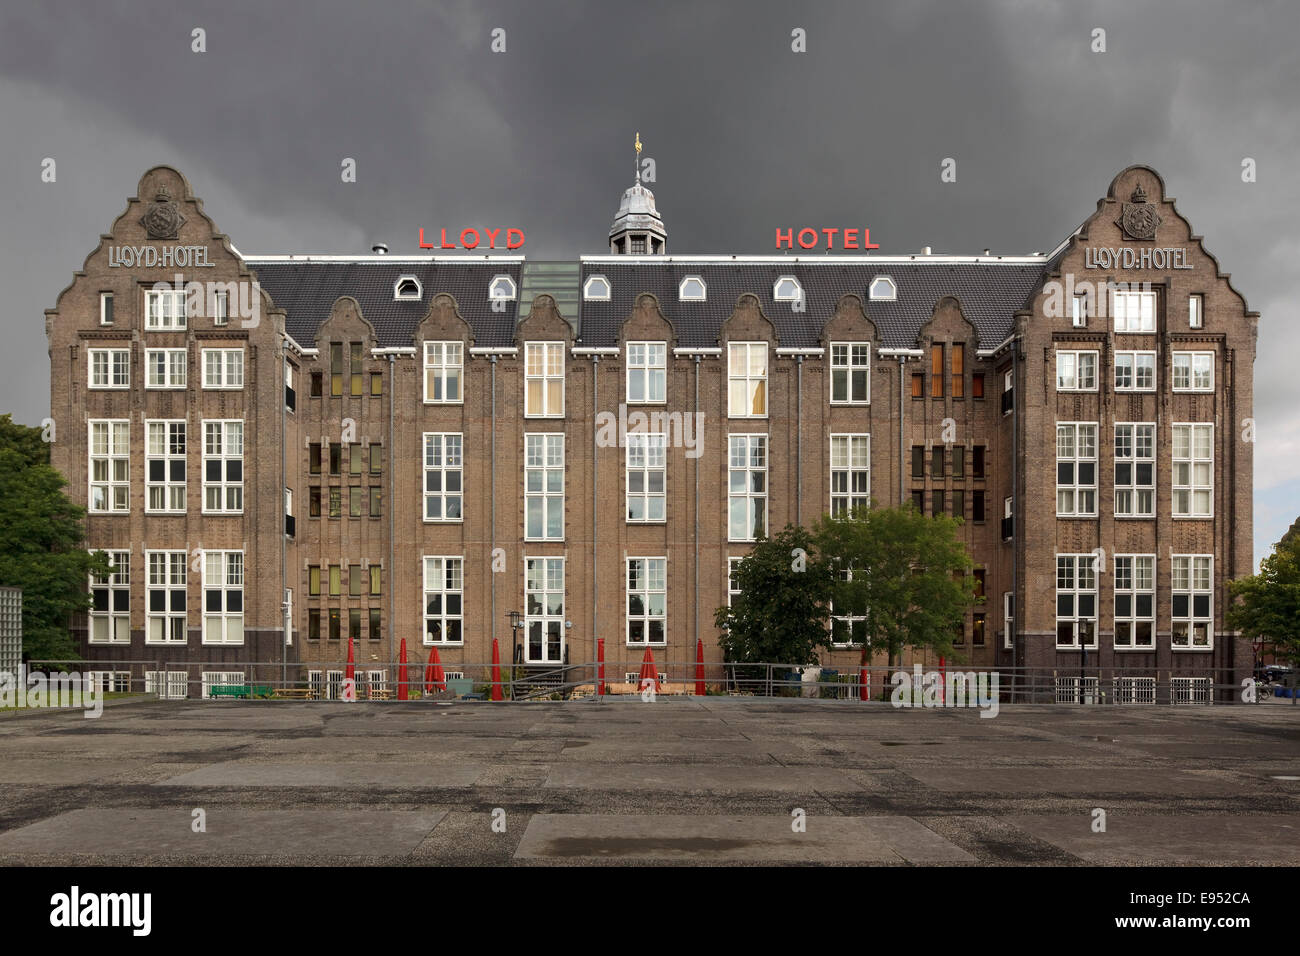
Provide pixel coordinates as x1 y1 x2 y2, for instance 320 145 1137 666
609 133 667 255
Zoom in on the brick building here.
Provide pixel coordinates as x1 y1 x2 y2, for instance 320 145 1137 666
44 163 1256 700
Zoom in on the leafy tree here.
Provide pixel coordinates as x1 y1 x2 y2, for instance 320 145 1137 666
1227 525 1300 659
714 524 835 666
0 415 109 661
813 502 975 668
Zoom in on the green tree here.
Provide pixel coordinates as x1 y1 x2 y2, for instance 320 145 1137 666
714 524 835 666
1227 526 1300 658
813 502 975 668
0 415 109 661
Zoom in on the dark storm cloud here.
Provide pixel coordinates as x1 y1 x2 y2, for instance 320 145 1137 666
1 0 1296 561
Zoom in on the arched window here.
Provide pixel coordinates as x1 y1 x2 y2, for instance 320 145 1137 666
678 276 706 302
869 276 897 301
394 276 422 300
584 275 611 301
773 276 802 302
489 275 517 300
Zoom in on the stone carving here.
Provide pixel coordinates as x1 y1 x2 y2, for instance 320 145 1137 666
1116 183 1160 241
139 185 186 240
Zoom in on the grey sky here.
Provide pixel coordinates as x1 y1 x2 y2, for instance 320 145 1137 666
1 0 1296 566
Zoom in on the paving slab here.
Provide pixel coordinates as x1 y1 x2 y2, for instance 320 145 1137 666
0 808 445 857
1007 813 1300 864
0 757 165 785
514 814 973 862
543 763 865 793
154 760 486 788
905 767 1243 796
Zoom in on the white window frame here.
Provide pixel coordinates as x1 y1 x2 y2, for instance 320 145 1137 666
394 275 422 300
145 348 187 389
1172 423 1213 518
1171 554 1213 650
201 550 244 645
1071 294 1088 328
88 420 130 513
829 434 870 516
773 276 802 302
202 348 245 389
1055 350 1098 391
830 342 870 404
88 348 130 389
625 432 667 523
423 341 464 404
145 288 187 331
145 420 186 514
583 275 611 301
1055 422 1097 517
99 292 114 326
1055 553 1098 650
525 433 564 541
626 557 667 646
89 549 131 644
678 276 706 301
88 670 131 693
1002 592 1014 650
422 433 464 522
1113 422 1155 518
1172 351 1214 392
524 342 565 418
1188 294 1203 329
727 342 768 418
212 290 229 326
728 433 768 542
830 566 866 648
1113 554 1155 650
868 276 896 301
626 341 667 404
524 557 565 664
202 420 244 514
1114 350 1156 392
489 274 517 301
422 556 464 645
1112 289 1156 333
727 557 743 608
146 670 188 699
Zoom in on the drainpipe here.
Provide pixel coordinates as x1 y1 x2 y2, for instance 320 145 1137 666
1010 338 1019 678
490 354 497 667
898 355 906 506
593 355 600 663
281 336 288 689
694 354 701 652
796 355 803 526
388 354 395 664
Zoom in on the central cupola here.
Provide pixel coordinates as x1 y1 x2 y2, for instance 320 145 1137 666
609 132 667 255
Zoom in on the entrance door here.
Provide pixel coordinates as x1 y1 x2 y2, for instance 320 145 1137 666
524 557 565 664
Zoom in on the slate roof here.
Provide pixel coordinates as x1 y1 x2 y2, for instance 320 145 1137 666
246 256 1048 352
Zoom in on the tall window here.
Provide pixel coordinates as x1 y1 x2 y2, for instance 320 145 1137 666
1172 555 1213 649
728 434 767 541
202 349 244 389
100 292 114 326
830 567 866 647
951 344 964 398
525 342 564 417
830 343 870 404
1114 423 1155 518
1113 555 1155 650
89 420 130 512
626 557 666 646
350 342 363 396
423 557 463 645
145 420 186 513
423 341 463 403
727 557 743 608
1172 424 1213 518
330 343 343 396
89 550 130 644
1114 351 1156 391
525 558 565 663
1056 423 1097 517
626 341 667 403
830 434 870 516
1188 294 1204 329
146 550 187 644
1172 351 1214 392
146 348 187 389
626 432 666 522
422 433 463 521
1056 350 1098 391
1113 289 1156 333
1055 554 1097 649
525 433 564 539
88 348 130 389
145 288 186 330
727 343 768 417
930 344 944 397
202 420 244 514
202 550 244 644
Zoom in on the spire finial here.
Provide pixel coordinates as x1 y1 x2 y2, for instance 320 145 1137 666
635 132 642 184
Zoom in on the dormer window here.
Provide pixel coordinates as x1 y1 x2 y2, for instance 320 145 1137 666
869 276 896 301
490 275 517 300
774 276 802 302
678 276 706 302
394 276 422 300
584 275 611 301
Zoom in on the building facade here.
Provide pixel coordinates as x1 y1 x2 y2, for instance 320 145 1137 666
44 164 1257 700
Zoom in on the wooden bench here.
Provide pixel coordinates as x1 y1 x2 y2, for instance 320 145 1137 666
275 687 315 700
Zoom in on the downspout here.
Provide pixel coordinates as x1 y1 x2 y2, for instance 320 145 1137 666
490 355 497 667
281 337 288 689
796 355 803 526
1010 338 1019 677
593 355 600 662
898 355 906 506
694 354 701 653
387 354 395 664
